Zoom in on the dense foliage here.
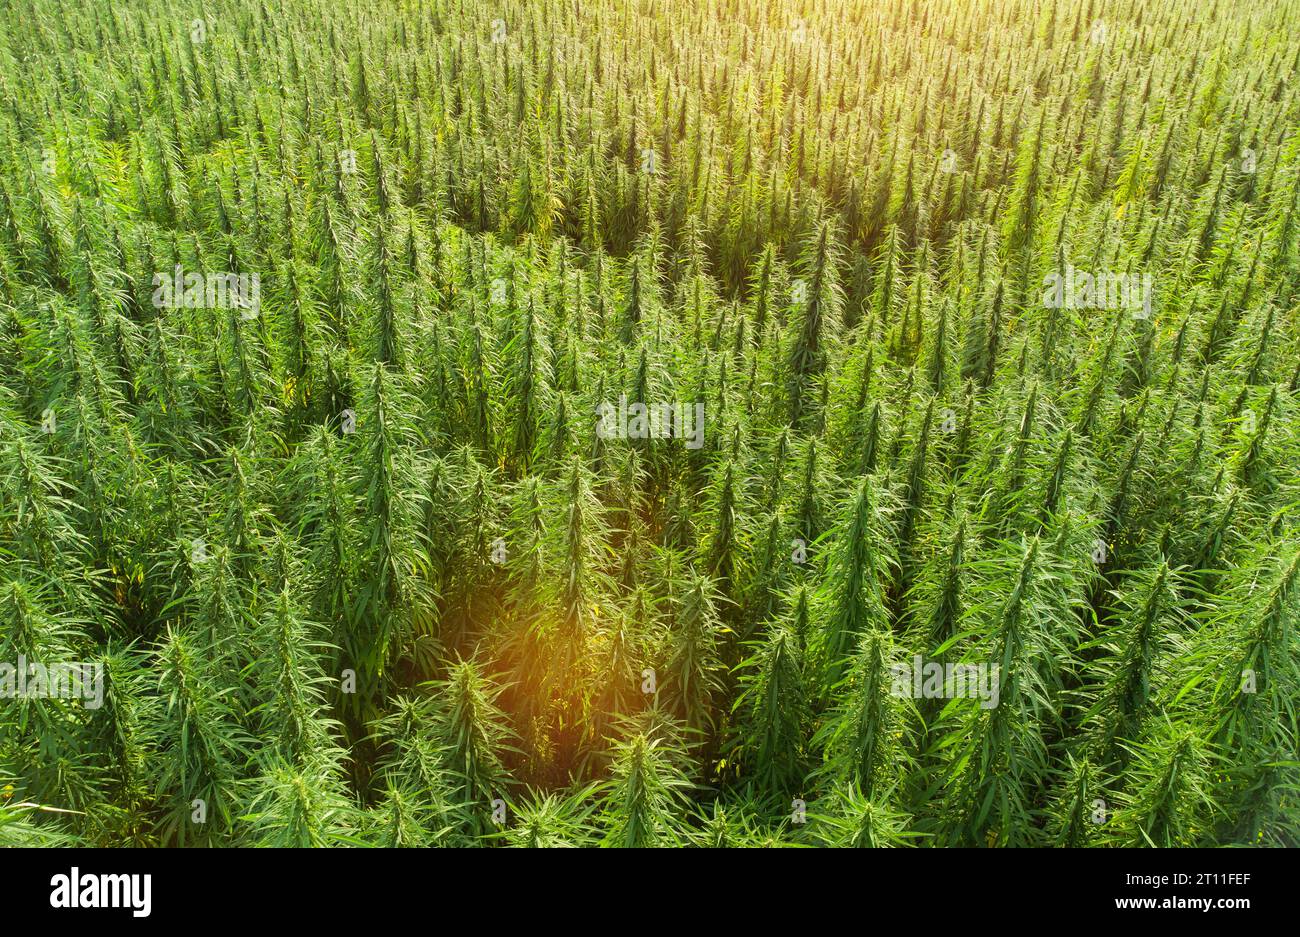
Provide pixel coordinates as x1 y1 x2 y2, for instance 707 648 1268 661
0 0 1297 847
